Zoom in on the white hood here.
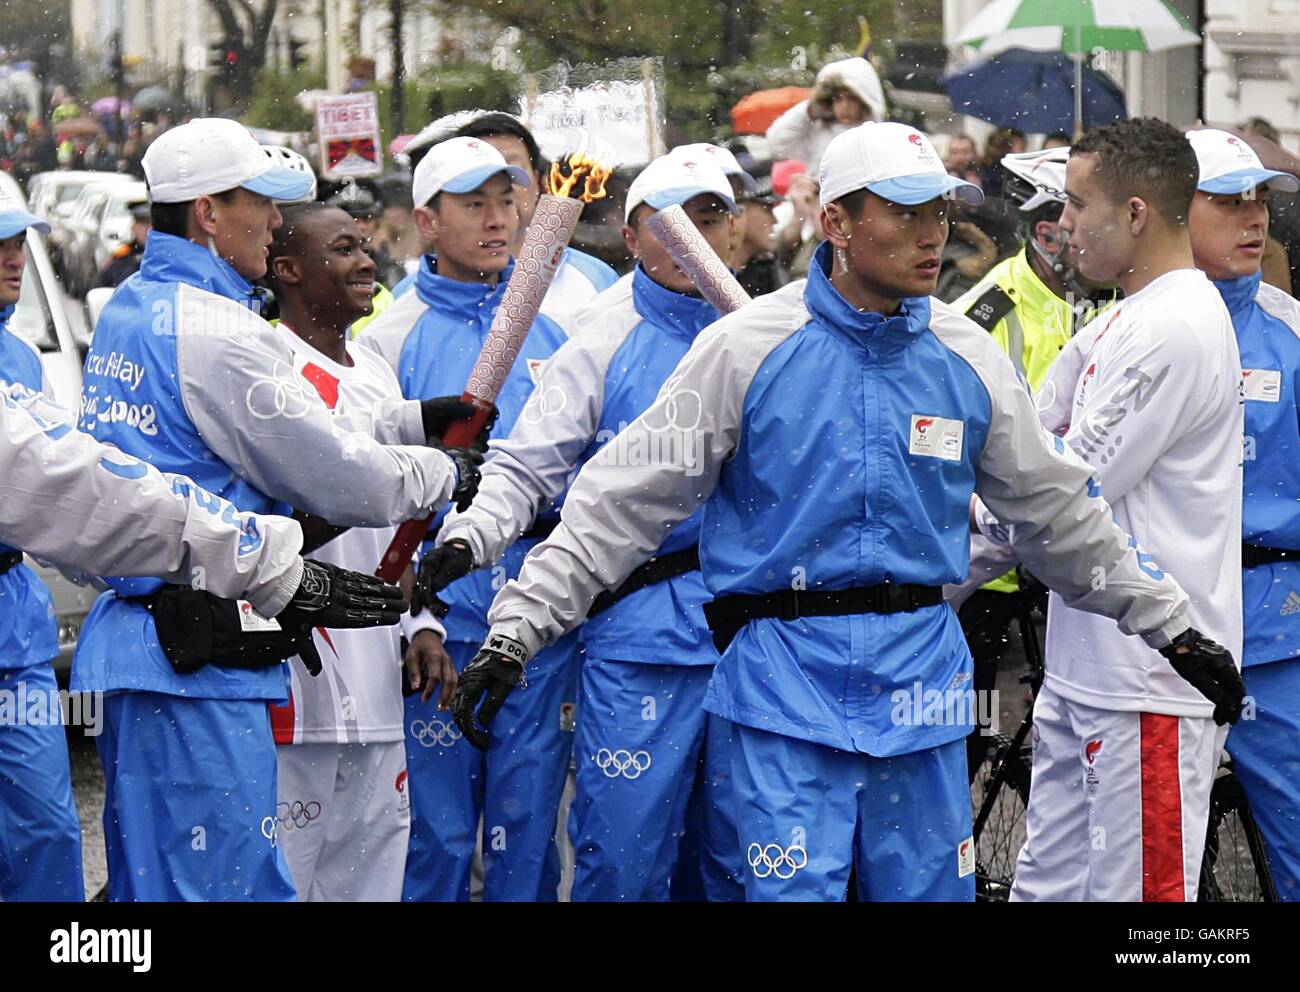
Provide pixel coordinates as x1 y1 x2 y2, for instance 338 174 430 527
813 57 887 124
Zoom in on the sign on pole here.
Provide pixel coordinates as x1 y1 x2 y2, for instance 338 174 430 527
316 92 382 179
520 58 665 168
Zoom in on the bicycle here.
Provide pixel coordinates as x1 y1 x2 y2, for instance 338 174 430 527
968 593 1041 903
1198 753 1276 902
968 592 1275 903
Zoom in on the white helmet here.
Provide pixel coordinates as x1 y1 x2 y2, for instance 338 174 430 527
1001 147 1069 214
260 145 317 202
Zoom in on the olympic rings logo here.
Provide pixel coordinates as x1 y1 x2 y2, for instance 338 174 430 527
276 800 322 830
520 385 567 425
747 842 809 880
643 375 702 433
411 718 462 748
245 361 314 420
260 815 277 847
594 747 652 779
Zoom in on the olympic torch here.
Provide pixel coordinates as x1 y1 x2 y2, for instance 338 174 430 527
643 203 752 314
377 155 612 582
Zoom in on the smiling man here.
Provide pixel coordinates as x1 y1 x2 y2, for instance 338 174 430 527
264 202 459 901
357 135 580 903
462 121 1241 902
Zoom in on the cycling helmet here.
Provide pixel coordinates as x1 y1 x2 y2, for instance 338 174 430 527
260 144 317 202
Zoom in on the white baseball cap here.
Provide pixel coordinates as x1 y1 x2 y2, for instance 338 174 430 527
624 152 739 222
1186 128 1300 195
0 209 50 240
142 118 316 204
411 136 531 209
819 121 984 208
669 143 758 197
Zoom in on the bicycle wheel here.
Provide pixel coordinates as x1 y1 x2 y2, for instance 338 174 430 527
1198 771 1276 902
970 731 1032 902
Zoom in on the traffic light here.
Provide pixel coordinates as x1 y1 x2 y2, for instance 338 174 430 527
110 31 125 90
208 38 243 76
288 37 306 72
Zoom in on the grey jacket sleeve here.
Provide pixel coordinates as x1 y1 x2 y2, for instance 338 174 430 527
929 302 1191 648
0 383 305 616
439 314 629 567
485 284 810 658
174 286 455 527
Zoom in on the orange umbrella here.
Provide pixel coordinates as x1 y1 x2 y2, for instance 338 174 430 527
730 87 812 135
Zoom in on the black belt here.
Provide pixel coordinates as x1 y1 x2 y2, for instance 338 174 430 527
1243 543 1300 568
0 550 23 576
588 548 701 618
703 583 944 653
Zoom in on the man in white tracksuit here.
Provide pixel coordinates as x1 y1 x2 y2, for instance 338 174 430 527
265 202 459 901
452 122 1244 902
994 118 1245 902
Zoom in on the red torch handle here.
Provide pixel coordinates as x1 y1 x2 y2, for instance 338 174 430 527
376 394 494 583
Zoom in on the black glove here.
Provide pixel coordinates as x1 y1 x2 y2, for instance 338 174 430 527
145 586 325 676
1160 628 1245 726
420 396 477 442
411 538 475 617
276 559 408 675
452 635 529 750
444 447 484 512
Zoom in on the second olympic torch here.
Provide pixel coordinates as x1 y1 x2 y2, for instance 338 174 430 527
643 203 752 314
377 156 611 582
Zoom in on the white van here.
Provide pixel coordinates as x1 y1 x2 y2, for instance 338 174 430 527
1 170 98 678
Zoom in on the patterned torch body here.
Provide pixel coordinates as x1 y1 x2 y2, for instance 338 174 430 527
377 194 585 581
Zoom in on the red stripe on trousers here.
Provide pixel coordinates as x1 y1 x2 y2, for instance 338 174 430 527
1140 712 1185 902
269 690 296 745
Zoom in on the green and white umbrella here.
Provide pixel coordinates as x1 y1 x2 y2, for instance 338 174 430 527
953 0 1201 133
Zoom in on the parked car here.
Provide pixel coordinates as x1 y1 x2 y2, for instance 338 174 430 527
59 179 147 298
1 169 99 679
26 170 135 281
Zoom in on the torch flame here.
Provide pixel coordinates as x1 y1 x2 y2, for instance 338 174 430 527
548 152 613 203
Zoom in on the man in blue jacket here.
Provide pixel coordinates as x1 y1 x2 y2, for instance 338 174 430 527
0 205 83 900
357 135 579 902
75 118 480 901
415 151 745 901
1187 127 1300 900
394 111 617 331
458 122 1244 901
